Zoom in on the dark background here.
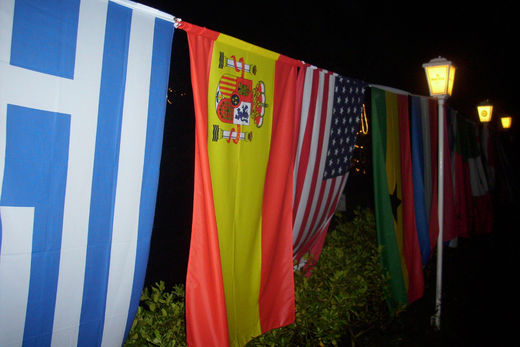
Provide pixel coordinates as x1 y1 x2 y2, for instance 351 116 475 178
141 1 519 288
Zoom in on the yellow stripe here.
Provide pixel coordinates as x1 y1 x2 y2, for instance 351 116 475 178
384 92 409 292
208 33 279 346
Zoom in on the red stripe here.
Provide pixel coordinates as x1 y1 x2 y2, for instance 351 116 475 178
397 94 424 304
295 173 344 261
301 173 344 255
221 75 237 82
182 22 230 347
259 54 301 332
300 219 331 275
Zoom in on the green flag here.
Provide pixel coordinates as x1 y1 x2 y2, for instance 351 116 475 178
371 87 408 314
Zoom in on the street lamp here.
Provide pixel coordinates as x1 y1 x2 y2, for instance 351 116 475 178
423 57 456 97
501 116 512 129
423 56 455 331
477 100 493 123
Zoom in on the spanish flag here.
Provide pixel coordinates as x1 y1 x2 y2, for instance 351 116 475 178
180 22 301 346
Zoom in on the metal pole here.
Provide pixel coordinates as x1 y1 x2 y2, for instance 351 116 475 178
431 97 445 330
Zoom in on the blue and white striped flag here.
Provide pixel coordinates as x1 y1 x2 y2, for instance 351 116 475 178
0 0 175 345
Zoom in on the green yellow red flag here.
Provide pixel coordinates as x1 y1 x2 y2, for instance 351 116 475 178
371 86 427 311
180 22 301 346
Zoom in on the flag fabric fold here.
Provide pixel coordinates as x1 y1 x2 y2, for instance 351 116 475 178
447 109 472 238
0 0 174 346
454 116 494 236
397 93 424 304
292 65 366 266
410 96 431 264
181 21 300 347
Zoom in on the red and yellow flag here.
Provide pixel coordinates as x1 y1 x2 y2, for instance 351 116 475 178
181 22 301 346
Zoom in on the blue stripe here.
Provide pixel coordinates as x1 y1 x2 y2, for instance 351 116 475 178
78 3 131 346
124 17 174 339
1 105 70 346
410 97 430 264
10 0 80 78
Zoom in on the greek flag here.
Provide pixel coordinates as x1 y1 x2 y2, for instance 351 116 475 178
0 0 174 345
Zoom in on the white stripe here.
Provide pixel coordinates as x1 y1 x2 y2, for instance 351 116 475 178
111 0 175 22
369 83 411 96
51 1 108 345
1 65 76 114
0 206 34 347
468 157 488 196
0 0 14 63
293 66 315 198
0 102 5 196
293 70 324 244
101 10 154 346
0 0 15 195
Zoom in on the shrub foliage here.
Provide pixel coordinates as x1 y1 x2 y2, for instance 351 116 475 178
125 281 186 346
125 207 389 346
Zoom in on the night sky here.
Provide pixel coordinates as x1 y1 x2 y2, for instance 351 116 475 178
145 1 517 120
140 0 519 287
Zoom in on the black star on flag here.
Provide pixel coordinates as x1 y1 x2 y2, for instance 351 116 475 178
323 75 366 179
390 183 401 223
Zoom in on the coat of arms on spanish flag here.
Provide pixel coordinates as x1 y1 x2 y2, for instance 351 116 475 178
180 22 302 346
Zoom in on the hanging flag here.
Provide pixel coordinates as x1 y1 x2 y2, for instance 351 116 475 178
292 65 366 265
181 21 300 347
0 1 174 346
371 87 425 313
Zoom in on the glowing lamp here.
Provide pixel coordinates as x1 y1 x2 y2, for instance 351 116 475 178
477 100 493 123
501 116 512 129
422 57 456 97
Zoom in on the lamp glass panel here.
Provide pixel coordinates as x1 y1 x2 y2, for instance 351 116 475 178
478 105 493 122
501 116 512 128
426 65 449 95
447 66 455 95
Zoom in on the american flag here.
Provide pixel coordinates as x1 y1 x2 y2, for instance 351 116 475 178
292 66 366 262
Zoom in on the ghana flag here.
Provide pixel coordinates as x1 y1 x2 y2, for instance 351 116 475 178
371 87 424 313
180 22 301 346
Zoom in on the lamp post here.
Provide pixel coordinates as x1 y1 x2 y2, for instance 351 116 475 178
422 56 455 331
